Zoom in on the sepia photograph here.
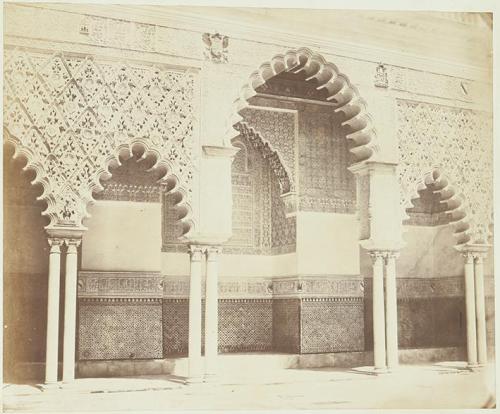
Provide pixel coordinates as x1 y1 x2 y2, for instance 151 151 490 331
2 0 497 411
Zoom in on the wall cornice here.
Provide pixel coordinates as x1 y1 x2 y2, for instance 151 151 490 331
12 3 491 81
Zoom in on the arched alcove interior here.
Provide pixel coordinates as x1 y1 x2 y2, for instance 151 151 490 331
82 145 184 272
3 143 54 383
396 172 468 354
227 68 358 265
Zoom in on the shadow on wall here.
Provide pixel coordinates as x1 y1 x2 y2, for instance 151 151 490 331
3 144 58 383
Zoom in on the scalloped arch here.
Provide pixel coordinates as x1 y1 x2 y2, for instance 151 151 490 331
226 47 379 163
235 122 293 194
3 47 198 236
402 168 472 246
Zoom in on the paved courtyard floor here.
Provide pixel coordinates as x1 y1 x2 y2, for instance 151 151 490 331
2 362 496 412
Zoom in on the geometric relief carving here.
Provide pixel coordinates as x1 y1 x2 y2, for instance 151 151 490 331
81 15 156 52
397 99 493 243
78 299 163 360
225 128 296 255
273 276 365 297
4 48 196 229
78 271 163 298
239 107 296 192
161 192 188 251
94 155 164 203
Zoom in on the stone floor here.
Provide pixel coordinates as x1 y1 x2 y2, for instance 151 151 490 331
2 362 496 412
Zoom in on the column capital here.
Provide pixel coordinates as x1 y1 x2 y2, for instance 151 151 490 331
368 250 385 264
189 244 205 261
206 246 221 261
462 250 475 264
48 238 64 253
64 238 81 253
473 252 486 263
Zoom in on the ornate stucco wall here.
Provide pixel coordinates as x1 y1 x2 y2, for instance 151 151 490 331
3 4 493 379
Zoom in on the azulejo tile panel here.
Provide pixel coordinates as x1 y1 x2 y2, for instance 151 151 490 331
300 298 365 354
78 298 163 360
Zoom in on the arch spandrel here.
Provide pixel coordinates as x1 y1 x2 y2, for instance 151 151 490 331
396 99 493 245
3 47 199 235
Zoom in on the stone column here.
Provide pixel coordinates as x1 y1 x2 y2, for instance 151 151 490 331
384 251 399 369
62 238 81 383
463 251 478 367
370 251 387 371
204 246 220 382
474 253 487 365
187 245 204 383
44 238 63 385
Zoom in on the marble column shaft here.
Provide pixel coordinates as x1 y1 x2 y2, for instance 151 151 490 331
371 252 387 370
463 252 478 367
384 252 399 369
62 239 81 383
204 246 220 381
45 238 63 385
188 245 204 383
474 254 487 365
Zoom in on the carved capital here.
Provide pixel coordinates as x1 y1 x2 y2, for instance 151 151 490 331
462 251 475 264
473 252 486 264
189 245 205 262
65 238 81 254
48 238 64 254
368 250 385 265
206 246 221 262
384 250 400 264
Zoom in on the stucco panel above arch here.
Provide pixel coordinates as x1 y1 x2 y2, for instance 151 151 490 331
3 47 199 234
396 99 493 245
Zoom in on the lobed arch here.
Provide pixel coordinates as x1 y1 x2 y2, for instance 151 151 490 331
234 122 293 194
402 168 472 246
225 47 379 164
3 48 197 236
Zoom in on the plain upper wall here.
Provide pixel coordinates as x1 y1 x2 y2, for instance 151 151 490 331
81 201 162 272
359 224 495 278
297 212 360 276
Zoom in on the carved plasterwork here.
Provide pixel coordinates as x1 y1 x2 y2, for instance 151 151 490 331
226 131 296 255
390 67 479 102
273 276 365 298
202 32 229 63
396 99 493 244
4 47 197 231
80 15 156 52
235 121 293 194
374 63 388 88
78 271 164 298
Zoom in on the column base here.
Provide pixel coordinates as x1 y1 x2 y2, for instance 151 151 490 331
350 366 389 376
467 363 481 372
185 376 204 385
40 382 61 392
203 373 218 384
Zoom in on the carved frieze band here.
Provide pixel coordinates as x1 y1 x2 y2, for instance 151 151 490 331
273 276 365 298
78 272 494 299
78 271 164 298
80 15 157 52
364 276 494 298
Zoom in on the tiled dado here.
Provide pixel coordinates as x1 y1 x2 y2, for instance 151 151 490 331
77 273 492 360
